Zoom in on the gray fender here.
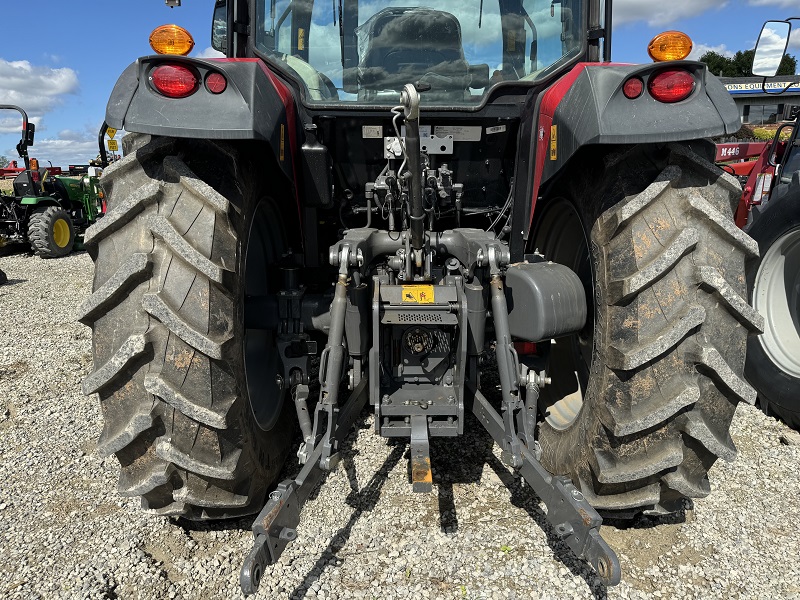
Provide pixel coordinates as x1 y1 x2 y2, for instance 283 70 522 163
538 61 740 186
105 56 297 181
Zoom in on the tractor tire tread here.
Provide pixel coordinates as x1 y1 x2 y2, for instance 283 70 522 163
77 253 152 325
538 144 757 516
27 206 76 258
83 135 290 519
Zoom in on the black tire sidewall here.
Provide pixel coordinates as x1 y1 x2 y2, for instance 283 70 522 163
180 141 296 491
744 185 800 425
531 146 661 446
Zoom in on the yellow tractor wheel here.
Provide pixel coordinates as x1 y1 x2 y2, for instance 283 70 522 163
28 206 76 258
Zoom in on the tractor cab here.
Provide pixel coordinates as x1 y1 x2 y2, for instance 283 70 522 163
230 0 586 107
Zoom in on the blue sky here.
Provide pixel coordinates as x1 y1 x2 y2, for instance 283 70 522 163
0 0 798 167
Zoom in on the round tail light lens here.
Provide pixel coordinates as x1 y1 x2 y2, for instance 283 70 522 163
151 64 199 98
205 72 227 94
648 69 695 103
623 77 644 99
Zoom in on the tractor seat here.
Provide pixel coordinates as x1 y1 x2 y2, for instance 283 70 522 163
13 170 39 197
357 7 470 99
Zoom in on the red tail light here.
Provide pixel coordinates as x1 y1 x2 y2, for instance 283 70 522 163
622 77 644 99
150 64 199 98
513 341 538 355
205 72 227 94
648 69 695 103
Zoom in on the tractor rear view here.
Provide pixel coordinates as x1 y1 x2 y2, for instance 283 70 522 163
81 1 760 592
0 105 105 257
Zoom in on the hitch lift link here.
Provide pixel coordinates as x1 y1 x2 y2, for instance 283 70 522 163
240 377 621 594
240 237 621 594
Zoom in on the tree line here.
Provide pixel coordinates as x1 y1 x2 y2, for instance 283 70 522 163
700 48 797 78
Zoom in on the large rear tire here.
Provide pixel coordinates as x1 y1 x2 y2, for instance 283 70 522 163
531 143 762 517
79 135 295 519
744 182 800 430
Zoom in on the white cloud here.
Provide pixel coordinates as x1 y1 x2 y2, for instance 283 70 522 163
193 47 225 58
0 59 78 133
688 43 734 61
791 29 800 50
3 127 102 167
613 0 727 27
748 0 800 7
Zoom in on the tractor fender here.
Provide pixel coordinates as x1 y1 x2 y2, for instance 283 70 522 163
528 62 740 226
20 196 58 207
105 56 298 183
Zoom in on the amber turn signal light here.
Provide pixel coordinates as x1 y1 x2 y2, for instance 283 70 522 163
149 24 196 56
647 31 693 62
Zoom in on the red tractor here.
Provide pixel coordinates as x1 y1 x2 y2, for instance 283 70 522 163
81 1 760 592
716 19 800 429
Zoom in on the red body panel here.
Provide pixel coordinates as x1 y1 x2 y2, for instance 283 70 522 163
529 64 589 229
208 58 303 228
719 140 786 228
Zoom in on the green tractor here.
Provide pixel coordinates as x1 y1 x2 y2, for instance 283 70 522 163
0 105 105 258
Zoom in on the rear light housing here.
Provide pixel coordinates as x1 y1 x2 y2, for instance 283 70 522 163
648 69 696 103
150 64 200 98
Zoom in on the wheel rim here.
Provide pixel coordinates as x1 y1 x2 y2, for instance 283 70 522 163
531 199 594 431
53 218 70 248
753 226 800 378
243 201 286 431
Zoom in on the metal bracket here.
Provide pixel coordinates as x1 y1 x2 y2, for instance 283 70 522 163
240 379 369 596
410 415 433 492
467 382 621 587
488 273 524 468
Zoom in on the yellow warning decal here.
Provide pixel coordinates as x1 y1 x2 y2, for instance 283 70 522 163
402 285 435 304
549 125 558 161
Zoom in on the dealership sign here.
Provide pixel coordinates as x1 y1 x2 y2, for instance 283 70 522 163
725 81 800 94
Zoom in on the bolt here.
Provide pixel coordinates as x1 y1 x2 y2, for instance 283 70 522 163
404 417 410 424
448 395 455 404
275 375 284 388
572 489 584 502
428 416 433 423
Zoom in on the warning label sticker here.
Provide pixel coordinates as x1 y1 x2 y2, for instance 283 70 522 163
401 285 435 304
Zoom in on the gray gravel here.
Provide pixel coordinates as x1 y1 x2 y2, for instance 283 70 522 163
1 248 799 600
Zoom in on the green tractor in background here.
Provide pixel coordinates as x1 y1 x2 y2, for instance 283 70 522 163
0 105 105 258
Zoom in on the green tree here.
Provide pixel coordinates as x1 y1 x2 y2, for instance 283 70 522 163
700 51 732 76
0 155 9 168
779 54 798 76
699 48 798 77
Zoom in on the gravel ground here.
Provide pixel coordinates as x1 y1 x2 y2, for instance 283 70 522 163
1 248 799 600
